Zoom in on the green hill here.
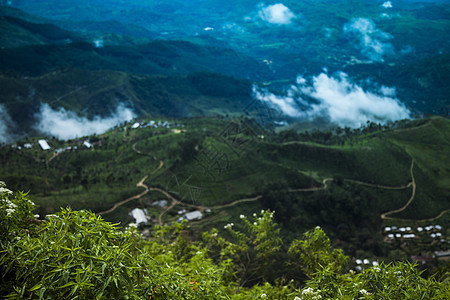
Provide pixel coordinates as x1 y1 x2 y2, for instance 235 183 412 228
1 116 448 260
0 15 81 48
0 69 253 135
0 38 271 80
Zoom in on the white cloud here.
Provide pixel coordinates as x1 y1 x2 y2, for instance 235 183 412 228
258 3 296 25
253 87 301 117
253 72 410 128
35 103 135 140
0 104 16 144
382 1 393 9
344 17 394 62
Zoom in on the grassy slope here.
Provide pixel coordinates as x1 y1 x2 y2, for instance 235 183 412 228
1 116 448 221
383 117 450 218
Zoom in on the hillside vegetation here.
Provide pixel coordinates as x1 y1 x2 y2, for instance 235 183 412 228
1 184 449 299
1 116 449 262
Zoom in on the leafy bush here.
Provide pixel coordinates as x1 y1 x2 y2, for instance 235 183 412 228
1 182 448 299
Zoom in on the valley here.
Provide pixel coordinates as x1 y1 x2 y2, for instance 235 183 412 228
0 2 449 295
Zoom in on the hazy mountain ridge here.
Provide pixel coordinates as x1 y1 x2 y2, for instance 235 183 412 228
0 15 82 48
0 69 253 140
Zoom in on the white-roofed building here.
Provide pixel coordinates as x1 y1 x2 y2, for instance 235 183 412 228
130 208 149 225
403 234 416 239
38 139 51 150
93 39 104 48
184 210 203 221
83 141 92 148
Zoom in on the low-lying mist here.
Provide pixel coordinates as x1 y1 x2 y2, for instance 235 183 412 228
0 104 17 144
34 103 135 140
254 71 411 128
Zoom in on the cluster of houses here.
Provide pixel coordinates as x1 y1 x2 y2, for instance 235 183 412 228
130 120 183 130
384 224 446 243
11 139 52 151
11 139 95 153
129 200 205 226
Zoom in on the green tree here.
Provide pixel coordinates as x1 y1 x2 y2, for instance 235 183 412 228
203 210 283 287
288 226 348 279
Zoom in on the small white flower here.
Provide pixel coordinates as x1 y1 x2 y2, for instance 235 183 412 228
240 214 245 219
360 289 370 296
6 208 15 216
374 266 381 273
224 223 234 229
253 213 257 217
261 294 267 298
302 287 314 295
261 209 265 214
34 214 40 218
0 187 13 195
253 222 257 226
5 200 17 209
128 223 138 228
294 297 301 300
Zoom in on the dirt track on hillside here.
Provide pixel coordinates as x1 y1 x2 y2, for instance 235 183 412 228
98 175 149 216
102 140 443 225
381 159 416 220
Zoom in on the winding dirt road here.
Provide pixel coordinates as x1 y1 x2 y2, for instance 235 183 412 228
98 175 149 216
98 142 164 216
101 141 438 225
381 159 416 220
289 178 333 192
